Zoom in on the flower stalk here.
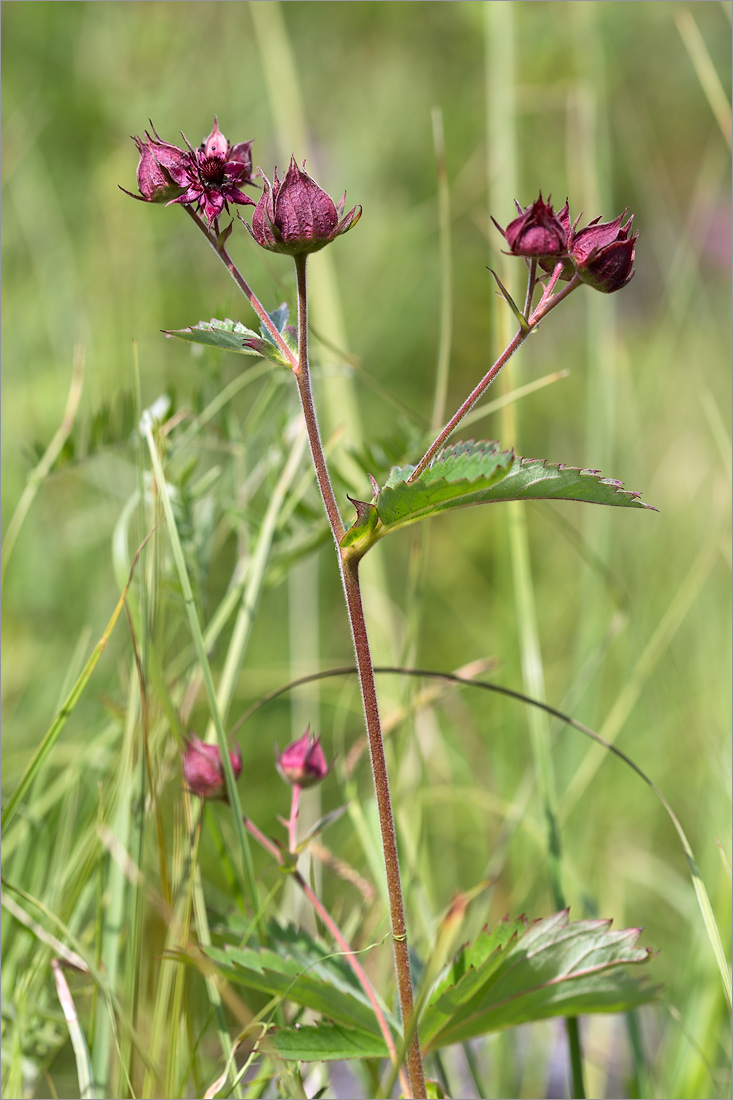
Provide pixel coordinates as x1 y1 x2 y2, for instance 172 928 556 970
125 126 643 1096
291 252 426 1098
242 812 411 1097
408 264 581 483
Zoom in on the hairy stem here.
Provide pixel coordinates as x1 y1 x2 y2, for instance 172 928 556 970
339 558 426 1099
292 255 345 541
291 253 425 1098
408 267 581 482
287 785 301 855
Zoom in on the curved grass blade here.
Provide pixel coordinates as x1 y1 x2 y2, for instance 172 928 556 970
231 663 731 1010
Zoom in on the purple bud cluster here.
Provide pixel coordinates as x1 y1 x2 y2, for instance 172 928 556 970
494 193 637 293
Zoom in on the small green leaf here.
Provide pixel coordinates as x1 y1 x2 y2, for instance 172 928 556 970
164 317 263 356
419 910 657 1052
261 303 290 340
163 314 296 367
376 440 654 537
488 268 530 333
259 304 298 360
296 803 350 853
269 1022 388 1062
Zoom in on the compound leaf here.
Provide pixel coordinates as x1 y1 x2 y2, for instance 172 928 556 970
419 909 657 1052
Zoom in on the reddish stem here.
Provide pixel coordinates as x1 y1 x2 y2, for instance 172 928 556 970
288 785 301 854
291 254 425 1098
408 266 581 482
339 557 426 1099
292 256 346 542
182 205 297 368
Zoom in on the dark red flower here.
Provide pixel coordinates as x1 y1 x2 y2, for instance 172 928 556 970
167 117 257 224
182 736 242 801
248 157 361 256
276 728 330 789
494 193 569 260
569 211 637 293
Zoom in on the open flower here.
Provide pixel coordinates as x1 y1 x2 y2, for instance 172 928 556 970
123 119 257 224
276 727 330 789
248 157 361 256
182 736 242 801
167 117 257 224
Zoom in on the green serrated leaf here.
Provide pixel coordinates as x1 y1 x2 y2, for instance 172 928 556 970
419 910 657 1052
427 915 525 1010
205 923 395 1038
269 1022 388 1062
377 440 654 537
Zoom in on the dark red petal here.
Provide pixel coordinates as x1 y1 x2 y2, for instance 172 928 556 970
203 117 229 158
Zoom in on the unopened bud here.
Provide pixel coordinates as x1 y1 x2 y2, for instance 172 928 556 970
182 736 242 801
276 727 330 788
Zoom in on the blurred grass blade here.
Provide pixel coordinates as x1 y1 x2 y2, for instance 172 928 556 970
143 417 259 915
1 891 89 973
1 344 84 589
51 958 98 1100
674 8 732 149
430 105 453 432
1 525 155 831
460 369 570 429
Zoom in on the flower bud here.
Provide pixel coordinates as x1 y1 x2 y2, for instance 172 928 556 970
248 157 361 256
494 193 569 259
570 212 637 293
182 736 242 800
125 132 189 204
276 728 330 789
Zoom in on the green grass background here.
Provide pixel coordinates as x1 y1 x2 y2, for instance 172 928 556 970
2 2 731 1098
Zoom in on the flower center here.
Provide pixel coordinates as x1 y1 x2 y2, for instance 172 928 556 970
199 154 226 184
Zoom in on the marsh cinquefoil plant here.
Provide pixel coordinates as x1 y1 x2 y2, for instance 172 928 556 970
126 119 655 1099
